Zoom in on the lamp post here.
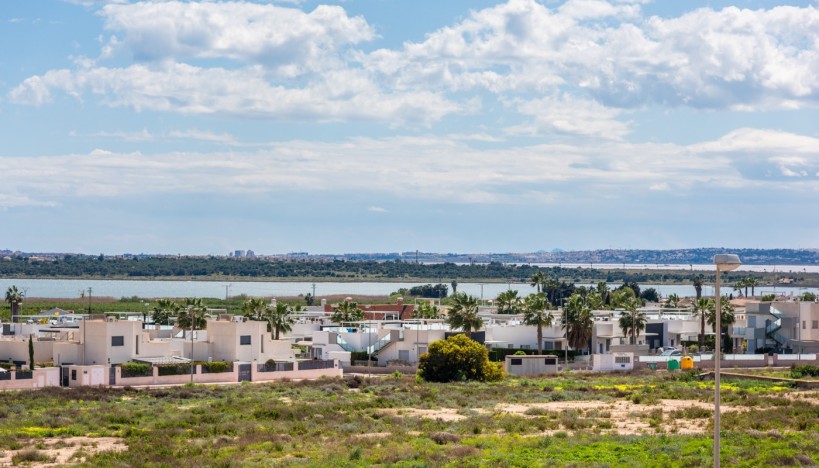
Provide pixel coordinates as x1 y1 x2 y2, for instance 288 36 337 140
713 254 741 468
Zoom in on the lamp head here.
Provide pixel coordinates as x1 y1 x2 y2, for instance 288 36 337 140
713 254 741 272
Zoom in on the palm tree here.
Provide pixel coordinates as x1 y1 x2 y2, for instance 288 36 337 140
152 298 179 326
242 297 270 321
446 292 483 338
522 293 553 354
692 275 704 300
5 286 23 320
496 290 522 315
665 293 680 308
562 293 593 354
691 297 714 350
530 271 546 294
331 300 364 324
268 302 294 340
618 297 646 345
747 278 760 297
414 301 440 319
706 296 735 353
545 277 560 305
177 297 208 330
596 281 609 307
450 280 458 296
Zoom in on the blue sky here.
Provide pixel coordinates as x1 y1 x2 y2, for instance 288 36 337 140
1 0 818 255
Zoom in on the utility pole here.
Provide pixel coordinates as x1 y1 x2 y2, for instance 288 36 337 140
312 283 316 298
87 287 92 315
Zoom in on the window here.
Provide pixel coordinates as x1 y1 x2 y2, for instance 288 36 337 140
240 335 251 345
71 370 77 381
615 356 631 364
510 358 522 366
813 320 818 329
111 336 124 346
803 321 806 330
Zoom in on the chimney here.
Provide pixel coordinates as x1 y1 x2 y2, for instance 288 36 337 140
396 297 403 305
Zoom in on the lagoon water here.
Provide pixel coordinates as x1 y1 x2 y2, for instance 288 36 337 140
1 277 816 301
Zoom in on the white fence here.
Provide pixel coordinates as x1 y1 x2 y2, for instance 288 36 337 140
777 354 817 361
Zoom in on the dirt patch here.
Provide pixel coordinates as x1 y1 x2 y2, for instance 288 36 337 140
379 408 467 422
0 437 127 466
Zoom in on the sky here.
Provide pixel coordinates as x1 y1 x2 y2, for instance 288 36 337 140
1 0 818 255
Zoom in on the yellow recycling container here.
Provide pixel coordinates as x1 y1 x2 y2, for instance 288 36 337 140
681 356 694 370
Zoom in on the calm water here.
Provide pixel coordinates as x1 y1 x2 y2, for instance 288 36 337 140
1 278 816 301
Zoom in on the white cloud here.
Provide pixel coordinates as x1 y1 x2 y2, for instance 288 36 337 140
100 2 374 75
505 93 631 140
367 206 387 213
5 128 816 209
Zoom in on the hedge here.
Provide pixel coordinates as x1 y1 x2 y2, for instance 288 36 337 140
120 362 151 377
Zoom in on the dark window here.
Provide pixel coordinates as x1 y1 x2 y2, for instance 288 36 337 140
71 370 77 381
510 358 522 366
240 335 251 345
111 336 124 346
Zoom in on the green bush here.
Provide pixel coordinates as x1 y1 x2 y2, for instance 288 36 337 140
417 334 505 383
157 363 193 376
513 350 527 356
200 361 231 373
790 364 819 379
761 294 776 302
120 362 151 377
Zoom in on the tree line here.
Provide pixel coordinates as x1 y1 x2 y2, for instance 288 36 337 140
0 256 779 284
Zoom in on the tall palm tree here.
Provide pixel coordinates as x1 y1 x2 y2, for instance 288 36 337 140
242 297 270 321
545 277 560 305
450 280 458 296
692 275 704 300
268 302 295 340
706 296 735 353
152 298 179 326
496 290 522 315
562 293 593 354
522 293 553 354
5 286 23 320
331 300 364 324
530 271 546 294
414 301 440 319
596 281 609 307
177 297 208 330
747 278 760 297
691 297 714 350
446 292 482 339
618 297 646 345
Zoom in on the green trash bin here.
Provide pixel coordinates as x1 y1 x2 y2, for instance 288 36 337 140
667 359 680 371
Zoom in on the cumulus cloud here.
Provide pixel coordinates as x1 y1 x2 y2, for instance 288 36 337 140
100 2 374 75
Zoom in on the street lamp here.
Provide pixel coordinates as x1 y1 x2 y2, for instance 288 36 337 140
713 254 741 468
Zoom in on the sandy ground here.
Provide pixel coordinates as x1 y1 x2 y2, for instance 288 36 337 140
379 398 753 436
0 437 126 466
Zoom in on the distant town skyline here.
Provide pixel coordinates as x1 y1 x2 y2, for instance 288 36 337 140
2 0 818 255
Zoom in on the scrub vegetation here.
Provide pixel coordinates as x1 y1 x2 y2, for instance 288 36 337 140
0 370 817 466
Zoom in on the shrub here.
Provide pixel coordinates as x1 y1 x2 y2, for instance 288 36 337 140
790 364 819 379
120 362 152 377
200 361 231 373
761 294 776 302
429 432 460 445
513 350 527 356
417 334 505 383
12 449 52 464
157 363 192 376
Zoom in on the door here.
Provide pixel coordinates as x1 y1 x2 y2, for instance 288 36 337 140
238 363 251 382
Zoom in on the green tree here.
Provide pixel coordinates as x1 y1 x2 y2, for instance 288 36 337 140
242 297 270 321
665 293 680 308
269 302 295 340
618 297 646 345
414 301 440 319
692 297 715 350
800 292 817 302
450 280 458 296
522 293 553 355
495 290 523 315
446 293 483 338
747 277 760 297
177 297 207 330
5 285 23 320
417 334 504 383
562 294 593 354
152 299 178 326
692 275 704 300
707 296 735 353
529 271 546 294
640 288 660 303
331 300 364 324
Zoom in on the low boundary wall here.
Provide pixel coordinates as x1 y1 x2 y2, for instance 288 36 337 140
0 367 60 390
